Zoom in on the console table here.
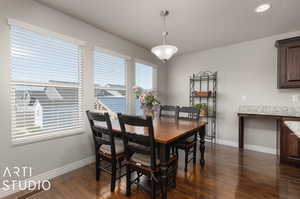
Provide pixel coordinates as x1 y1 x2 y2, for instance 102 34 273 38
238 113 282 149
238 105 300 165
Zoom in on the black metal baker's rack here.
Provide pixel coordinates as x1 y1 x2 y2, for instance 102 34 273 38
189 71 217 142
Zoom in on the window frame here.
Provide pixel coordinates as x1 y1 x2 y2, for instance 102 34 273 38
93 47 130 115
133 59 158 115
9 19 85 145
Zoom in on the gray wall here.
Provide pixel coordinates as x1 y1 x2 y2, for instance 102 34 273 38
0 0 166 185
167 31 300 153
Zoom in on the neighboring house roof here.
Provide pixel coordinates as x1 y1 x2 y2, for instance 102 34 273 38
95 88 113 97
29 97 37 106
49 80 78 85
45 87 63 101
15 87 78 108
95 88 125 97
116 89 126 96
105 84 125 89
15 82 125 115
106 90 125 96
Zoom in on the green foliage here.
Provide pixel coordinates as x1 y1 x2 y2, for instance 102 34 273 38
193 103 208 111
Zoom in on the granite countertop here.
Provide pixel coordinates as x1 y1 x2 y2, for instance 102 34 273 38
238 105 300 138
284 121 300 139
238 105 300 117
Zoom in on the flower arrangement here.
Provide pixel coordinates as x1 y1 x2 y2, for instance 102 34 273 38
132 86 160 116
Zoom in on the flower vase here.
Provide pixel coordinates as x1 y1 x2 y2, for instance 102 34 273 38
141 105 155 118
143 107 152 117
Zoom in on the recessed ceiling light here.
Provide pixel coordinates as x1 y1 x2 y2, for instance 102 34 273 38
255 3 271 13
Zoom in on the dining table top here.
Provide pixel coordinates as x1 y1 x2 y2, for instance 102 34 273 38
96 117 207 144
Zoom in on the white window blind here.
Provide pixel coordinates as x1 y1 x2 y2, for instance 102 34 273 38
10 24 83 141
135 62 155 115
135 63 154 90
94 50 127 115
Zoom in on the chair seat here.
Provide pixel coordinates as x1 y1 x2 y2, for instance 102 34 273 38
99 138 124 155
184 136 195 143
176 136 195 149
178 136 195 144
128 142 150 153
130 153 160 167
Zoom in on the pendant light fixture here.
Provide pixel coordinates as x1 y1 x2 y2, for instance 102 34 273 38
151 10 178 62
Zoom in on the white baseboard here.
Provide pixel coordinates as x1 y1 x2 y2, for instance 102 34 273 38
214 139 276 155
0 156 95 198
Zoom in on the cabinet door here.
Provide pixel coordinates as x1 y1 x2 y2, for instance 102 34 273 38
287 46 300 82
276 37 300 88
281 118 300 166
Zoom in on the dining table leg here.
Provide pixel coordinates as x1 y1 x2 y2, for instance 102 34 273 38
199 126 206 168
159 143 170 199
239 116 244 149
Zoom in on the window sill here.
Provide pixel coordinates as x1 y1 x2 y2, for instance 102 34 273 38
12 128 85 146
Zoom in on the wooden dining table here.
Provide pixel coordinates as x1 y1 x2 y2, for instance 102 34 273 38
100 117 207 199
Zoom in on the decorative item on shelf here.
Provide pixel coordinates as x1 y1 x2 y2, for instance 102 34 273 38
193 103 208 117
192 91 212 97
132 86 161 117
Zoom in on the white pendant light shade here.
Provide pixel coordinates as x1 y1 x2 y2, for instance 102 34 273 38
151 10 178 62
151 44 178 62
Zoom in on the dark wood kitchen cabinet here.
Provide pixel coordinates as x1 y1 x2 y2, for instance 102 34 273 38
281 118 300 166
276 36 300 88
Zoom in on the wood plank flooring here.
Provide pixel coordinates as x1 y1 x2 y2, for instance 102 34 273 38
5 144 300 199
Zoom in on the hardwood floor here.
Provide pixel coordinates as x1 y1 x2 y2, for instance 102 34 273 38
5 144 300 199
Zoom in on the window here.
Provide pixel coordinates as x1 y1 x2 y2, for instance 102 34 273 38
94 49 127 116
135 62 156 115
10 22 84 143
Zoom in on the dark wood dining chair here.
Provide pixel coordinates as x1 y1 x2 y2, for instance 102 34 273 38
118 113 177 199
159 105 179 118
159 105 179 155
86 111 126 192
175 106 200 172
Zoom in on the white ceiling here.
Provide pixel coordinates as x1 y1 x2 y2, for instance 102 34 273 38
35 0 300 55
